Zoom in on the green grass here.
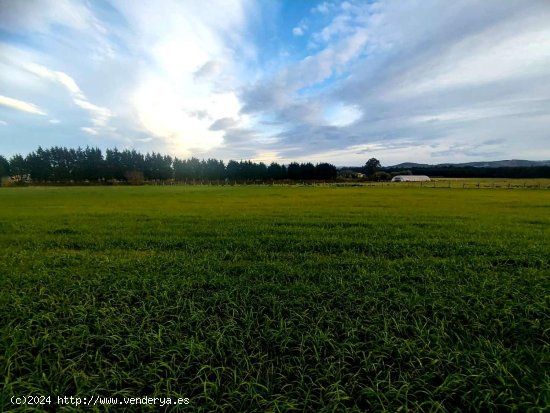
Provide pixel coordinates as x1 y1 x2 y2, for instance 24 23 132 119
1 185 549 412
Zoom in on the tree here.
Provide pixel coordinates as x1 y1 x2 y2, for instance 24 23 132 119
254 162 268 180
373 171 392 181
9 154 27 177
267 162 286 180
1 145 367 183
120 149 144 181
0 155 9 177
226 160 240 181
287 162 301 180
363 158 381 176
203 159 225 180
300 162 316 180
49 146 76 181
314 163 337 180
144 152 172 180
187 157 202 180
174 158 201 181
105 148 123 180
26 146 52 182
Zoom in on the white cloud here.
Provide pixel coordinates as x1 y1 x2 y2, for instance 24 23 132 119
292 27 305 36
292 20 309 37
324 103 362 126
21 62 114 132
244 28 369 117
81 127 99 135
311 2 331 14
408 103 533 125
23 63 83 96
312 14 352 44
73 99 113 127
111 0 257 155
0 120 7 125
209 117 240 131
0 95 47 115
48 119 60 124
0 0 97 33
387 26 550 100
194 60 223 80
133 79 242 155
341 2 352 12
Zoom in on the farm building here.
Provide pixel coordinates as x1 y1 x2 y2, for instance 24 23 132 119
391 175 431 182
338 170 365 179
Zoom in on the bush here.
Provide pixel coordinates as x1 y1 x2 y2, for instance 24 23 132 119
373 171 392 181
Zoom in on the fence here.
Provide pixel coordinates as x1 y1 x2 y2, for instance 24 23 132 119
362 180 550 189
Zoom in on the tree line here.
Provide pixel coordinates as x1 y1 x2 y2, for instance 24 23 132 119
0 146 338 183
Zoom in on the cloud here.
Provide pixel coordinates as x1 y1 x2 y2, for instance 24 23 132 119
431 141 504 158
0 0 97 33
0 95 47 115
311 2 331 14
193 60 222 80
292 20 308 37
1 0 550 163
324 103 362 126
242 29 368 113
81 127 99 135
108 0 258 155
311 14 352 44
209 117 240 131
48 119 60 124
0 120 7 125
384 25 550 100
73 99 113 127
20 62 114 133
23 63 83 97
0 0 113 62
292 27 305 36
238 0 550 163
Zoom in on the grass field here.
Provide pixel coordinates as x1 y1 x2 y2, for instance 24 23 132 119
1 185 549 412
347 178 550 189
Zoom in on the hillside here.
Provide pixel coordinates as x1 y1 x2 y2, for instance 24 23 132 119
390 160 550 168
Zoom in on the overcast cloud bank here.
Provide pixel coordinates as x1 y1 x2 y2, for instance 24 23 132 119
1 0 549 164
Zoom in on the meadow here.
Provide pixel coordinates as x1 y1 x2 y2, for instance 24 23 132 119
1 185 548 412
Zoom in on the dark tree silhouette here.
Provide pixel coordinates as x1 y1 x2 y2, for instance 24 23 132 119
287 162 301 180
267 162 287 180
314 163 337 180
363 158 381 176
9 154 27 177
0 155 9 177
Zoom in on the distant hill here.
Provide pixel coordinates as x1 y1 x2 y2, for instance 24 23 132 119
390 160 550 169
388 162 431 169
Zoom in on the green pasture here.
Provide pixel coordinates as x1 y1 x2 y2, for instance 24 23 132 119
356 178 550 189
1 185 549 411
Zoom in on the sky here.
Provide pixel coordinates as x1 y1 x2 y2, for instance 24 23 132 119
1 0 549 166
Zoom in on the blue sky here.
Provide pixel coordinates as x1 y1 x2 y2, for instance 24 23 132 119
1 0 549 165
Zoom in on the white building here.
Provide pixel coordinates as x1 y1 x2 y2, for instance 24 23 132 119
391 175 431 182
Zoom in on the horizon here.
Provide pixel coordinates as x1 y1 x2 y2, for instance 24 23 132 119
1 0 550 164
2 144 550 169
